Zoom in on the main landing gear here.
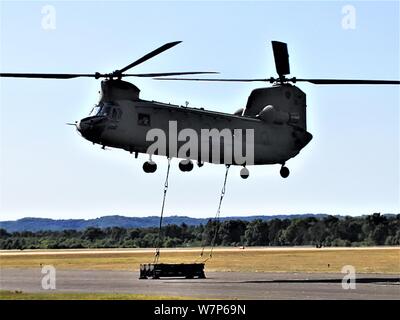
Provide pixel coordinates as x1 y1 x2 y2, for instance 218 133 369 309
240 164 290 179
142 158 196 173
141 157 290 179
280 164 290 178
240 166 249 179
143 156 157 173
179 159 194 172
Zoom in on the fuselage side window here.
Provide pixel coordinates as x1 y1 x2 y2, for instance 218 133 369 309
138 113 150 126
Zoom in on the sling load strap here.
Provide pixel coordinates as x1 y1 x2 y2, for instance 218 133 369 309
154 158 171 264
200 164 230 262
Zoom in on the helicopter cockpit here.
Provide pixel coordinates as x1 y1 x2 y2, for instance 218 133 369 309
89 102 112 117
89 102 123 120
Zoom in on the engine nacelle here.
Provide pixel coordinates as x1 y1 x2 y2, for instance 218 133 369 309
244 84 307 130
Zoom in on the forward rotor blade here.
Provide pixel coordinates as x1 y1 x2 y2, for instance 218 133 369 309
154 77 267 82
0 73 96 79
117 41 182 74
0 71 219 80
271 41 290 77
124 71 219 77
296 79 400 85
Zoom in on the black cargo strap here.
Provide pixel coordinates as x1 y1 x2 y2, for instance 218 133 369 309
154 158 171 264
200 164 230 262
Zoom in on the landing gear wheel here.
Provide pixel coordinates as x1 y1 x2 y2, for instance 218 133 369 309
143 161 157 173
240 167 249 179
179 160 194 172
280 166 290 178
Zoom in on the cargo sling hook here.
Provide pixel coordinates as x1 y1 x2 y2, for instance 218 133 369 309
154 158 171 264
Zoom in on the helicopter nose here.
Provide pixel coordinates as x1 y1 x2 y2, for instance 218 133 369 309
76 119 88 133
76 116 106 143
76 120 82 132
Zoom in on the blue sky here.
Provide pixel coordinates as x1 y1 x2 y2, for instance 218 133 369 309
0 1 399 220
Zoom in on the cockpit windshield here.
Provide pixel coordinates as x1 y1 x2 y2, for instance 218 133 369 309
89 105 101 116
89 102 113 117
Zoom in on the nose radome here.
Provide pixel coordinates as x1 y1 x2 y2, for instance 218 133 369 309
76 118 92 135
76 120 82 132
76 117 96 133
76 117 106 143
76 119 89 133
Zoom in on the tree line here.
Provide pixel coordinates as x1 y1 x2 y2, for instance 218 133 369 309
0 213 399 250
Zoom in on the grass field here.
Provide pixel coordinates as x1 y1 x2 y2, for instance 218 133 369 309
1 247 399 274
0 290 196 300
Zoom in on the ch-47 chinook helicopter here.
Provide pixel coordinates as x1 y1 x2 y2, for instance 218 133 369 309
1 41 399 179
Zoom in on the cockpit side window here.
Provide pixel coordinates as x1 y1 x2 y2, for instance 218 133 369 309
89 105 101 116
117 108 122 120
104 106 111 116
89 102 120 116
111 108 118 120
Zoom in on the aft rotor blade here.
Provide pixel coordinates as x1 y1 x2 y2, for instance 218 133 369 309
154 77 267 82
296 79 400 85
124 71 219 77
117 41 182 74
155 77 400 85
271 41 290 77
0 73 96 79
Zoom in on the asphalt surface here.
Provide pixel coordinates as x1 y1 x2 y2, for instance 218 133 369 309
2 246 396 255
1 268 399 299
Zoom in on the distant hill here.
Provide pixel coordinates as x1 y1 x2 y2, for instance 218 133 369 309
0 214 330 232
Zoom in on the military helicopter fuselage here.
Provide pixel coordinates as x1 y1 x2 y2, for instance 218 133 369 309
3 40 397 178
77 79 312 173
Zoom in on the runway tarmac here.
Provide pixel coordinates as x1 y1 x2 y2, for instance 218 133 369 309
1 268 399 299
